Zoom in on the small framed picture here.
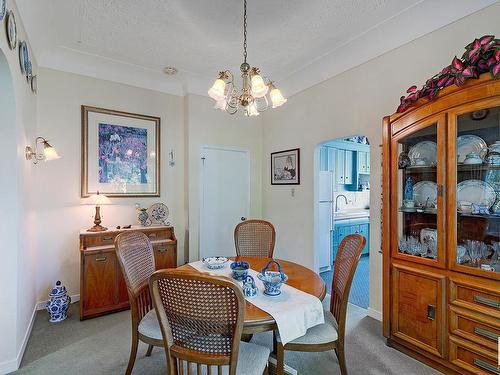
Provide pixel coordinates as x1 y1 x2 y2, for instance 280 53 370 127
271 148 300 185
81 105 160 197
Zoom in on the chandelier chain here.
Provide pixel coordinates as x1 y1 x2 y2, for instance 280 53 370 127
243 0 247 64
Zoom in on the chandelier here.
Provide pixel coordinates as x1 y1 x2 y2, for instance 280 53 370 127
208 0 287 116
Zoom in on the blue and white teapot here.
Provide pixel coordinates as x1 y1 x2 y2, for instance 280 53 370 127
46 280 71 323
242 275 257 298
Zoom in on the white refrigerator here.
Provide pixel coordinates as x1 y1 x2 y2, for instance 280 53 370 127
318 171 333 271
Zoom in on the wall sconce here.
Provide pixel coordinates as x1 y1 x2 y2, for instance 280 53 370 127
25 137 60 164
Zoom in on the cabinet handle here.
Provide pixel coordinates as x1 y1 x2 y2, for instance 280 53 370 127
427 304 435 321
474 295 500 308
95 256 107 262
473 359 500 374
157 248 167 253
149 233 157 239
474 326 500 341
102 236 113 241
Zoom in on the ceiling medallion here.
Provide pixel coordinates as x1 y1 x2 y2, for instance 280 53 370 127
208 0 287 116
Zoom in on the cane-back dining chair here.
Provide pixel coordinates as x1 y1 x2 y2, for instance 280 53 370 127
150 269 271 375
115 231 163 375
234 220 276 258
275 234 366 375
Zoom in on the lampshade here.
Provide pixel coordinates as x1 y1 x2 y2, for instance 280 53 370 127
270 87 287 108
42 140 61 161
208 79 226 101
245 102 259 117
251 74 268 98
214 98 227 111
84 192 112 206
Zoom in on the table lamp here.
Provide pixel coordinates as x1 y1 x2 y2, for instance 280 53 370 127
84 191 112 232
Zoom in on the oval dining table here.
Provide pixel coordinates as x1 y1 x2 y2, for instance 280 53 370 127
178 256 327 335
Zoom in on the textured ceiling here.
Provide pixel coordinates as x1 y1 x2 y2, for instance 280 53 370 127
15 0 499 96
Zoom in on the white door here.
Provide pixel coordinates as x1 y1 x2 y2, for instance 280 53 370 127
200 146 250 259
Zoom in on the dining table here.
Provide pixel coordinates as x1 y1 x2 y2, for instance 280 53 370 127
178 256 327 335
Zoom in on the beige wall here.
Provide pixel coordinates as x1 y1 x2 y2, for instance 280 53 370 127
185 94 263 261
0 0 38 372
260 2 500 318
36 68 186 301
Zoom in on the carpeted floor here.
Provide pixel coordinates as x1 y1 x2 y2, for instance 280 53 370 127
13 301 440 375
321 254 370 309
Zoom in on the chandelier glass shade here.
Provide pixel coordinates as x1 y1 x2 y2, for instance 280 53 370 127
208 0 286 116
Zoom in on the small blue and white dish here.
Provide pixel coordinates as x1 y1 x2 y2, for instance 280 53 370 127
257 260 288 296
242 275 257 298
230 261 249 281
202 256 229 270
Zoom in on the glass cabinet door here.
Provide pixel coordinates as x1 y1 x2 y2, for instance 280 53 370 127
392 115 446 267
450 104 500 279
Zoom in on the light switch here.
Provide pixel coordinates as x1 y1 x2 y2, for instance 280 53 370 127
291 187 295 197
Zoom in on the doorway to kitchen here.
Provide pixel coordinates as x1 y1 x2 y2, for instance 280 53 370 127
316 135 371 309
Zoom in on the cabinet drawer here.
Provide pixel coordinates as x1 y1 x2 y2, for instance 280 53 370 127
145 228 174 242
153 243 177 270
450 277 500 318
450 306 500 351
82 233 117 247
450 336 499 375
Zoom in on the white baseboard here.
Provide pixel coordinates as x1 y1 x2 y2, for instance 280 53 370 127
0 303 38 375
35 294 80 311
367 307 382 321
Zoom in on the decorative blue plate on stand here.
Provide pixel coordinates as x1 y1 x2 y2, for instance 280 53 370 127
0 0 6 21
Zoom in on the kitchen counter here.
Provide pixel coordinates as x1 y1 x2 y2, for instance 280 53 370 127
334 209 370 221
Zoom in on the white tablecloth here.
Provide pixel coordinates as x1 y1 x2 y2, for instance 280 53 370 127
189 261 325 345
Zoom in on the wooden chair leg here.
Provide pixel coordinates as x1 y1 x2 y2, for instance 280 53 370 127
276 343 285 375
145 344 154 357
263 364 269 375
335 345 348 375
125 334 139 375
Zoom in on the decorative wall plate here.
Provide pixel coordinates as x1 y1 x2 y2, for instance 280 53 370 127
457 135 487 164
147 203 169 225
0 0 6 21
18 40 29 75
412 181 437 207
6 10 17 50
408 141 437 166
457 179 496 208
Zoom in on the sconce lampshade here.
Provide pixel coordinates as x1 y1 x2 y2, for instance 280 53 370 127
42 140 61 161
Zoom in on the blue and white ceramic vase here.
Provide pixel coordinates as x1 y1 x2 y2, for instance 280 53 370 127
242 275 257 298
46 280 71 323
404 177 414 202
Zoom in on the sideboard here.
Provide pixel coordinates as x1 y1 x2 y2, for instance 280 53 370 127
79 226 177 320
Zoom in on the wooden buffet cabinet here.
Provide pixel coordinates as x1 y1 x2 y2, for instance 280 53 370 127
383 75 500 375
79 226 177 320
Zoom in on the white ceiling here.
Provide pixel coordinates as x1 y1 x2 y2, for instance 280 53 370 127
16 0 498 97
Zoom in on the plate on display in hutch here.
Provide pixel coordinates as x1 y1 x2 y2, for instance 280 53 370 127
456 179 496 209
456 135 487 164
408 141 437 166
412 181 437 208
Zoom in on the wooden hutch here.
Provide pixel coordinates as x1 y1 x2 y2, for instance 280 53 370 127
383 75 500 374
80 226 177 320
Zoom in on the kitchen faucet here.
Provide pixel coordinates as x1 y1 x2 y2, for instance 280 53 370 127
335 194 348 213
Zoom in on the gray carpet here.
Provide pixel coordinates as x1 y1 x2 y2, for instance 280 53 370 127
13 302 440 375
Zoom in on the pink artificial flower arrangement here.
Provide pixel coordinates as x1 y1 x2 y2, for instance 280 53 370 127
397 35 500 113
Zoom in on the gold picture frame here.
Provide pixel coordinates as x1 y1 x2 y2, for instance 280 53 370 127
81 105 160 197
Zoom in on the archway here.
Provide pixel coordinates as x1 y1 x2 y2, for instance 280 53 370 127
0 49 19 369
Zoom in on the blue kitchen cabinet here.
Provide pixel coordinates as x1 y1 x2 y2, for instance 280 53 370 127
332 218 369 262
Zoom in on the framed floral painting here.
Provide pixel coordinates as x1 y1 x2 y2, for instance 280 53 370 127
81 106 160 197
271 148 300 185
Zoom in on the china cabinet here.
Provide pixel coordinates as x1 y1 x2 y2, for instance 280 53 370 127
383 75 500 375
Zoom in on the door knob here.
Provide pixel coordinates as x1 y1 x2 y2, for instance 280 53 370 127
241 217 247 221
